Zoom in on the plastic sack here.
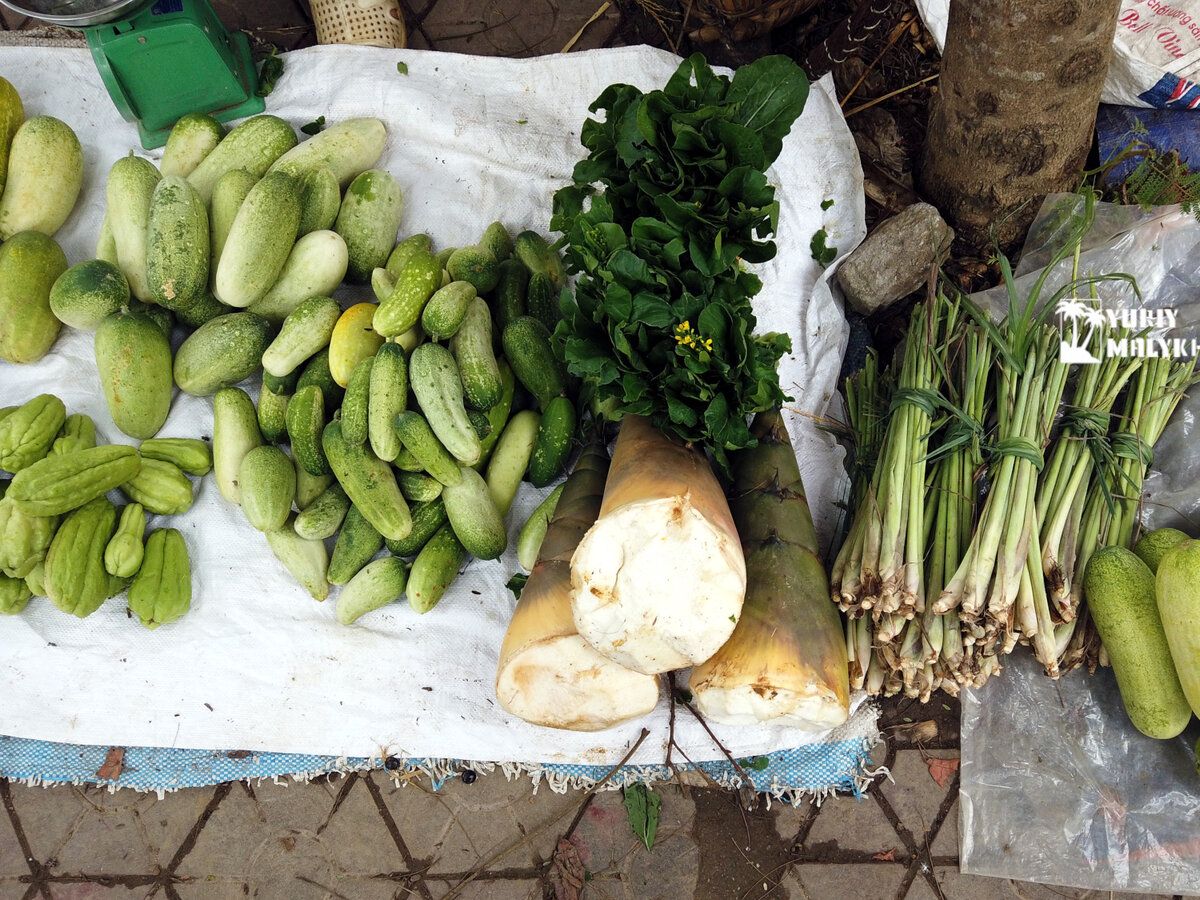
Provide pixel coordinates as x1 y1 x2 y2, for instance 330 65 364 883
914 0 1200 108
960 653 1200 894
959 194 1200 894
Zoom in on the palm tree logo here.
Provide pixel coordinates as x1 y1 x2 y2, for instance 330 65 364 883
1056 298 1104 364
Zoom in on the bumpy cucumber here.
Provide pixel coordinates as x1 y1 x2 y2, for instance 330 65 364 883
449 296 503 410
408 342 482 466
261 296 342 378
335 555 407 625
367 341 408 462
327 502 384 586
212 387 263 505
322 419 411 542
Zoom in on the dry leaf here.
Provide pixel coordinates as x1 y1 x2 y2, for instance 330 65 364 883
548 836 585 900
96 747 124 780
927 756 959 788
873 848 896 861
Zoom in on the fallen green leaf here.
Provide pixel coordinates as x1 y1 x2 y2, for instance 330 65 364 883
300 115 326 136
397 61 408 75
820 197 835 211
256 48 283 97
505 572 528 600
810 228 837 266
623 784 660 850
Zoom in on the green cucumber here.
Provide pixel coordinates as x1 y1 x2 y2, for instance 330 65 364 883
256 383 290 444
513 229 566 288
267 117 386 188
421 280 476 341
237 445 296 532
211 387 263 505
327 503 384 586
335 168 405 284
479 220 513 262
94 309 173 440
322 419 411 542
158 112 224 178
265 514 329 601
406 522 465 614
105 153 161 302
214 169 302 309
384 497 447 557
449 296 503 410
1155 538 1200 717
145 174 210 315
173 311 271 396
286 384 330 477
516 482 565 571
208 167 257 278
1083 546 1192 739
295 166 341 236
246 230 350 326
527 395 577 488
0 231 69 364
440 465 506 560
391 411 462 486
340 355 374 446
48 258 129 331
336 555 408 625
385 233 433 280
261 295 341 378
296 346 345 410
186 114 297 205
408 342 482 466
501 316 567 409
446 245 499 294
373 248 442 338
484 409 539 516
398 470 443 503
292 482 350 540
490 258 528 346
367 341 408 461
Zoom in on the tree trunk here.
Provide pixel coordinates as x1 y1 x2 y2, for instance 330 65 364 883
917 0 1121 253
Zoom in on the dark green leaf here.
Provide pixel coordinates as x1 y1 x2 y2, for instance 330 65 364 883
623 784 661 850
505 572 528 600
300 115 326 136
741 755 770 771
811 228 837 266
396 61 409 75
726 55 809 163
256 47 283 97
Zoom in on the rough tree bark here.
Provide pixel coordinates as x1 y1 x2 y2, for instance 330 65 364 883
918 0 1122 253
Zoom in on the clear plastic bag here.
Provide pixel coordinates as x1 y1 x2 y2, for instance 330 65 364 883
959 194 1200 894
961 653 1200 894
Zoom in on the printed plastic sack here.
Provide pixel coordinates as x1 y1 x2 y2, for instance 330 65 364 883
915 0 1200 108
960 194 1200 896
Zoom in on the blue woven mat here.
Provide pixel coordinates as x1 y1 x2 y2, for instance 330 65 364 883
0 730 880 799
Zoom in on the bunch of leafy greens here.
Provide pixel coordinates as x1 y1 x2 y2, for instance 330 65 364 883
550 53 809 474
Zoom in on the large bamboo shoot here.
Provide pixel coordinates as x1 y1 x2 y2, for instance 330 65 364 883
495 439 660 731
689 408 850 729
569 414 746 675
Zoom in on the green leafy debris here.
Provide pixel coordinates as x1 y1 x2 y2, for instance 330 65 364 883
810 228 836 266
396 61 409 75
623 783 661 850
256 47 283 97
551 52 809 475
821 197 835 211
741 755 770 771
505 572 528 600
300 116 326 136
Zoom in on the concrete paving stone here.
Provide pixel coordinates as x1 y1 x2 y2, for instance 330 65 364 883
243 777 342 836
0 877 31 900
625 832 699 900
785 861 908 900
877 749 957 846
300 776 403 876
38 797 156 878
928 795 958 860
768 796 815 844
378 769 579 874
412 0 618 58
567 784 695 878
117 788 214 869
0 806 29 876
49 884 161 899
7 786 94 868
423 875 543 899
172 784 265 881
172 876 259 900
802 792 905 858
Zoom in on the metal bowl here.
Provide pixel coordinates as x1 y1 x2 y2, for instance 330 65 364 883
0 0 151 27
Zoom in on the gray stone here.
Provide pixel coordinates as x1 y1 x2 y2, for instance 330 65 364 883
837 202 954 316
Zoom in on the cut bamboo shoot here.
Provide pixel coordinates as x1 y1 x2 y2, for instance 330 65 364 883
496 439 660 731
569 415 746 675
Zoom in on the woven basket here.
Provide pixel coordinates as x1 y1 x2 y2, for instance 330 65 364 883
311 0 407 49
688 0 819 43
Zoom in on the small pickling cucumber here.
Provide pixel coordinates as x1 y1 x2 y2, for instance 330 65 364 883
293 482 350 541
158 112 224 178
441 465 506 560
211 387 263 505
295 166 341 236
237 445 296 532
261 296 342 378
267 116 386 188
322 419 411 542
527 395 577 488
327 503 384 586
1155 538 1200 718
334 168 404 284
335 555 407 625
265 514 330 601
367 341 408 462
339 355 374 446
391 411 462 486
328 302 384 387
408 342 482 467
421 280 476 341
286 384 330 477
501 316 567 409
373 248 442 338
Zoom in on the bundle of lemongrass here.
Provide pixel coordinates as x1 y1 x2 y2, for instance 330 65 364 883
834 201 1197 699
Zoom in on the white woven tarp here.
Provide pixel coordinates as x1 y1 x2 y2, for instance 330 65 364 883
0 44 870 773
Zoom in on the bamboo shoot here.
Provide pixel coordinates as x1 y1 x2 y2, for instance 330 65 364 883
569 414 746 675
495 439 660 730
